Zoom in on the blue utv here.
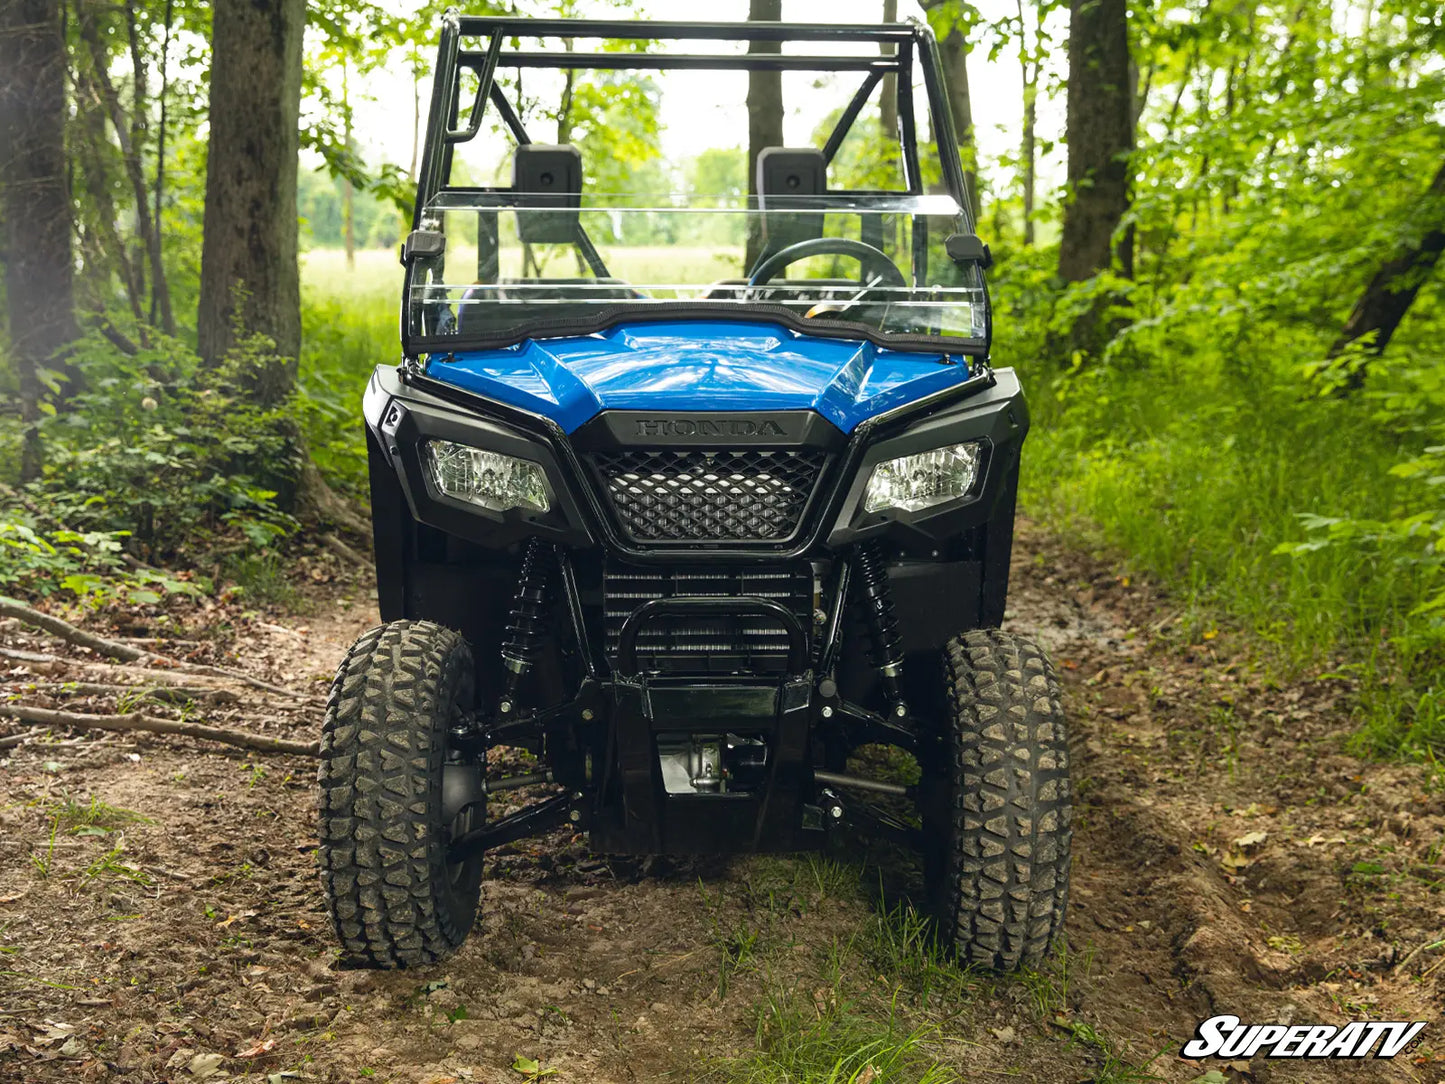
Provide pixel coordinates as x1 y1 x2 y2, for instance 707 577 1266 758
318 14 1072 973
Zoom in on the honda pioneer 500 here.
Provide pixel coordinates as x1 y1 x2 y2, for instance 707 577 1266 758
318 14 1071 973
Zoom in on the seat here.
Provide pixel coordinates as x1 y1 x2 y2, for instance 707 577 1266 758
754 147 828 268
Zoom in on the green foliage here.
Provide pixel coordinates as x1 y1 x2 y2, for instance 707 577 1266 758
1007 263 1445 759
298 286 397 498
987 0 1445 762
719 987 956 1084
14 329 301 581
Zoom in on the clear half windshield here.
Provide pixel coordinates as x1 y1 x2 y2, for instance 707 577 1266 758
405 193 987 352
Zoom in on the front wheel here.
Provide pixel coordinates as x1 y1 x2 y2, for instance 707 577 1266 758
924 629 1072 971
317 620 483 968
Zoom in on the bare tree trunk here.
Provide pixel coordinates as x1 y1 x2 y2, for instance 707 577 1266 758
78 0 175 336
0 0 79 479
1058 0 1132 282
744 0 783 270
1327 159 1445 390
197 0 306 398
72 69 146 328
150 0 173 327
880 0 898 139
342 62 355 271
1017 0 1037 246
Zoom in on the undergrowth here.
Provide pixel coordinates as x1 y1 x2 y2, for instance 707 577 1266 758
1001 250 1445 760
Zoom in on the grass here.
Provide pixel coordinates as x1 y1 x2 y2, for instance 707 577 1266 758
1020 350 1445 758
721 989 958 1084
44 794 152 834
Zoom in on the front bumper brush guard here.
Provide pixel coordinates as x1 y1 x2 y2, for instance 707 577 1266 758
599 596 818 853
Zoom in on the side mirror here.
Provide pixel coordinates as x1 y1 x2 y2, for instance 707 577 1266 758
946 233 993 271
401 229 446 266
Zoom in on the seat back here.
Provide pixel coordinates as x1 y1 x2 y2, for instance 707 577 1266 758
756 147 827 253
513 143 583 245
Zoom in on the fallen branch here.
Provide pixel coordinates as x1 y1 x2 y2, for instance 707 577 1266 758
0 597 146 662
0 728 42 750
16 682 241 705
3 651 238 689
0 646 60 664
0 597 313 702
1393 936 1445 977
0 703 319 757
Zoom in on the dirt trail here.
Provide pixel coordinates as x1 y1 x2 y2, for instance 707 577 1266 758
1 526 1441 1083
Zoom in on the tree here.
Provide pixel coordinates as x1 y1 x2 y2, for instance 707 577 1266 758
1014 0 1046 246
1057 0 1132 282
0 0 78 480
744 0 783 270
197 0 307 400
920 0 980 221
76 0 175 337
880 0 898 139
1327 160 1445 390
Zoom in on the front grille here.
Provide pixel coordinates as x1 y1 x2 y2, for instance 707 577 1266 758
604 564 813 674
589 449 827 544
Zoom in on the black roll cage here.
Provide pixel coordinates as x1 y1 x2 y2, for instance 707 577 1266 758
403 16 982 359
412 17 974 224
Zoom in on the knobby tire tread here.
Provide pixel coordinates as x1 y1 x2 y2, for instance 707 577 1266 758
939 629 1072 971
317 620 480 968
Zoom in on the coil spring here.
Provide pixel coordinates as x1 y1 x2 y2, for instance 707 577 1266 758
855 541 905 702
500 538 554 681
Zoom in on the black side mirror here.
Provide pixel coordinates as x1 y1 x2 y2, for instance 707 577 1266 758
946 233 993 271
401 229 446 266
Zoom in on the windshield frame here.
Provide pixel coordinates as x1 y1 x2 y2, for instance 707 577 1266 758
402 16 983 360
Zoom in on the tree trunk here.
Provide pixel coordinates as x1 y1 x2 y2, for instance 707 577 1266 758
197 0 306 398
151 0 174 328
73 69 146 327
78 0 175 338
1328 159 1445 389
1017 0 1037 246
342 62 355 271
744 0 783 271
0 0 79 480
880 0 898 139
925 11 980 221
1058 0 1133 282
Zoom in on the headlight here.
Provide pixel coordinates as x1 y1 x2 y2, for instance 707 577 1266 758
423 440 551 513
862 441 984 514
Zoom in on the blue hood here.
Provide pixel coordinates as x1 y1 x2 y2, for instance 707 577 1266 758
424 319 971 434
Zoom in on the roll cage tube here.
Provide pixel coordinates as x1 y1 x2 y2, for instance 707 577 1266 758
402 16 982 355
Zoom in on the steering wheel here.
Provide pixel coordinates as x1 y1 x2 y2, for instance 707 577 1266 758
745 238 908 300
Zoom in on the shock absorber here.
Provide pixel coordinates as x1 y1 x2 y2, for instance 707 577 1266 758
498 537 555 716
855 540 907 716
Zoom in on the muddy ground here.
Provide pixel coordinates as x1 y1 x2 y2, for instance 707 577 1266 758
1 523 1442 1083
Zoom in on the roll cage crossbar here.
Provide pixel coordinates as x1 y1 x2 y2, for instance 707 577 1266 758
411 16 973 233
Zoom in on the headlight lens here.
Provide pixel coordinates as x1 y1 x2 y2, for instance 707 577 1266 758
424 440 551 513
862 441 984 514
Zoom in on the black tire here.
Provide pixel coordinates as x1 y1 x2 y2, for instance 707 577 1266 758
924 629 1072 971
317 620 483 968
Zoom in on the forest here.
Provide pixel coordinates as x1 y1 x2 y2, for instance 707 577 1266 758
1 0 1443 1081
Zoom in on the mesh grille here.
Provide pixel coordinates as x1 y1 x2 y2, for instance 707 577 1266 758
604 565 813 675
589 449 826 543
